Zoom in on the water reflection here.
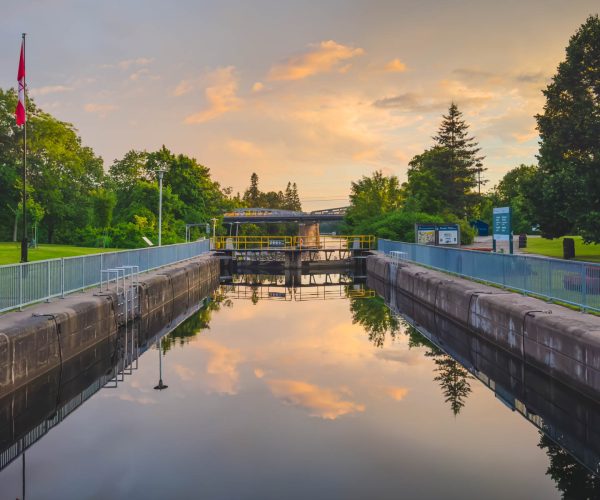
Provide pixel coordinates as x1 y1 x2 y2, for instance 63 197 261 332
540 434 600 498
349 294 473 416
367 272 600 492
2 270 598 498
221 272 374 303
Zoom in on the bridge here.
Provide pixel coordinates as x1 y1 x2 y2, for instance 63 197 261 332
222 207 348 224
215 235 375 271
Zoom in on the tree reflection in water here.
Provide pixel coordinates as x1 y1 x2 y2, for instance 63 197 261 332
349 296 472 416
349 295 400 347
538 433 600 499
162 288 233 352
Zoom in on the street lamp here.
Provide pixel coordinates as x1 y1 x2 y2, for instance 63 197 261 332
157 167 167 246
210 217 217 249
154 339 168 390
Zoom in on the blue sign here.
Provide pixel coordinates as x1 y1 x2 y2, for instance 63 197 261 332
493 207 512 241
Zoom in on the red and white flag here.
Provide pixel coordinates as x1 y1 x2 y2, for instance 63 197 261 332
15 40 26 126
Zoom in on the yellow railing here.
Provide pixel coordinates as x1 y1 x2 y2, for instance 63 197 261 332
214 235 294 250
214 235 375 251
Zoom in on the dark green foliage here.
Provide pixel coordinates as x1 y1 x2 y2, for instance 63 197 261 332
344 170 403 231
349 295 400 347
538 433 600 498
404 103 484 218
349 209 473 245
242 173 302 211
491 164 538 234
532 15 600 242
0 88 104 243
432 356 472 416
0 88 238 248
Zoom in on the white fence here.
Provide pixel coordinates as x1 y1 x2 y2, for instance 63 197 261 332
379 239 600 312
0 239 210 313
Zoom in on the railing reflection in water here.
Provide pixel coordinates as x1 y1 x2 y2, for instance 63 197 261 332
367 273 600 479
0 278 218 475
220 273 374 302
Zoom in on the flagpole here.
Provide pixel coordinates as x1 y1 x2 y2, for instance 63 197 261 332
20 32 27 263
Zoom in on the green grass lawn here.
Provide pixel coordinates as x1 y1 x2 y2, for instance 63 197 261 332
522 236 600 263
0 242 117 265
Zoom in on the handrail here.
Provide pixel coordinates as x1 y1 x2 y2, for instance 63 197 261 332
214 235 375 251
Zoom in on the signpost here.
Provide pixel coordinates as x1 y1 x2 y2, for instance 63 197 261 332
492 206 513 254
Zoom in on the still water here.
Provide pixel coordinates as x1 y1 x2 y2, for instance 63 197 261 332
1 273 599 499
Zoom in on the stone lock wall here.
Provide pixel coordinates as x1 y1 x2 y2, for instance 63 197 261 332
367 253 600 399
0 253 220 398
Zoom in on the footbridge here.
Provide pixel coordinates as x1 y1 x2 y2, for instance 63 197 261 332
214 235 375 270
222 207 348 224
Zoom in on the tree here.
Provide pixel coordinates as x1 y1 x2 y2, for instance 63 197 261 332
244 172 261 206
538 433 600 497
531 15 600 242
493 164 537 233
403 147 453 215
290 182 302 211
344 170 403 232
349 295 400 347
432 355 472 416
404 103 484 218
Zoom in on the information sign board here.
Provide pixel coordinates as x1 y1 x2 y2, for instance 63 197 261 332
415 224 436 245
437 225 460 245
493 207 512 241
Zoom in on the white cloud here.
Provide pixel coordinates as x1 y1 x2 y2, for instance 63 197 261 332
267 40 364 81
84 102 118 117
184 66 241 124
384 58 407 73
30 85 73 96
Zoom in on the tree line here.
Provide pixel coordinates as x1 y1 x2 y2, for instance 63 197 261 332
0 89 302 248
344 15 600 245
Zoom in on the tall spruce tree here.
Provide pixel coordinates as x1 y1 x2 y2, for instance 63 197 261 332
529 15 600 242
431 102 485 216
290 182 301 211
243 172 261 206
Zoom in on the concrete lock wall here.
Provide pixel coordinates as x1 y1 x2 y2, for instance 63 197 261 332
367 253 600 399
0 253 220 398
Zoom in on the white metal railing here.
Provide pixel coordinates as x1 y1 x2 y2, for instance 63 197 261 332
0 239 210 313
379 238 600 312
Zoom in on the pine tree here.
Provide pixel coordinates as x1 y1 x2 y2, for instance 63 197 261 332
243 172 261 207
284 182 294 210
432 102 485 216
290 182 302 211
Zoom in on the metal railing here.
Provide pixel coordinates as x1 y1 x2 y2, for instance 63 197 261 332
378 239 600 312
214 235 375 251
0 239 210 313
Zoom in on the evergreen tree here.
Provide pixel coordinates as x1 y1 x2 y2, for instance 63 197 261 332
284 182 294 209
529 15 600 242
431 102 485 216
243 172 261 206
290 182 302 211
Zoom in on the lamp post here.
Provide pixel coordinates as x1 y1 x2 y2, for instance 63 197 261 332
154 339 168 390
157 167 166 246
210 218 217 249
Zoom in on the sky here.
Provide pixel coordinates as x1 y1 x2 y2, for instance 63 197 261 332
1 0 598 210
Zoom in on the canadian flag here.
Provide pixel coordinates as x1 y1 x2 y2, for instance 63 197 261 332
15 40 26 126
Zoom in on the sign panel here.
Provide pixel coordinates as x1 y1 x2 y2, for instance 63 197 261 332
437 225 459 245
415 224 436 245
493 207 512 241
